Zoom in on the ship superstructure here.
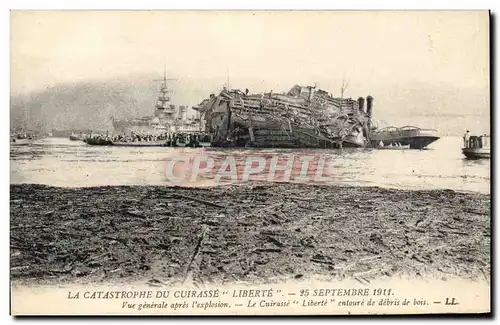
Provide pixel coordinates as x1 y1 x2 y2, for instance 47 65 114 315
112 69 201 135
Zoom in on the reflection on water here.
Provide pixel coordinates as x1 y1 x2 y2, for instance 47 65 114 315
10 137 490 194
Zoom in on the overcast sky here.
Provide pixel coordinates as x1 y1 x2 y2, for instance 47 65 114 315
11 11 489 91
10 10 490 134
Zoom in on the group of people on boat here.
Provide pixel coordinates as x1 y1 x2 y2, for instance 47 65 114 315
111 133 170 143
83 132 212 147
463 130 489 149
377 141 404 148
10 132 35 142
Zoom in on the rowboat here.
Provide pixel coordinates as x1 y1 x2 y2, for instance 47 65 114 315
10 138 32 145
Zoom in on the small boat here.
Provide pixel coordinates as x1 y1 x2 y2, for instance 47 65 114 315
84 138 113 146
69 133 83 141
370 126 440 149
462 148 490 159
462 134 490 159
10 138 32 145
112 141 169 147
10 133 34 145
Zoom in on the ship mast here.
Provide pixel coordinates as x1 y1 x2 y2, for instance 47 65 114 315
154 65 177 117
25 93 30 133
340 77 349 99
339 76 349 113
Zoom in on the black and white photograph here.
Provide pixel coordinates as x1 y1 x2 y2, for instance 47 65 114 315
9 10 491 315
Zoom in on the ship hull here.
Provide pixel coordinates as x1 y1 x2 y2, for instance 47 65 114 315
370 126 440 149
377 145 410 150
85 138 113 146
371 136 440 149
217 128 362 149
87 140 200 148
112 120 203 135
112 121 170 135
462 148 490 159
10 138 32 145
112 141 169 147
211 111 365 149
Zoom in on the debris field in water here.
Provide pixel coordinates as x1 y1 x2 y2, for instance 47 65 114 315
10 183 490 285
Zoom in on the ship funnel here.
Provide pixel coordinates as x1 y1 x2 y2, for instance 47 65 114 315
357 97 365 113
178 105 187 120
366 96 373 117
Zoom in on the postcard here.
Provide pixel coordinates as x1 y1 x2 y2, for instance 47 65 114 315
10 10 491 315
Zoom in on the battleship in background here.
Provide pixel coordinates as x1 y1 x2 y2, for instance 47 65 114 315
111 69 202 135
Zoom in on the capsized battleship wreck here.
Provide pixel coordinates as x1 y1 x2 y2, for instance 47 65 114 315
193 85 374 148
